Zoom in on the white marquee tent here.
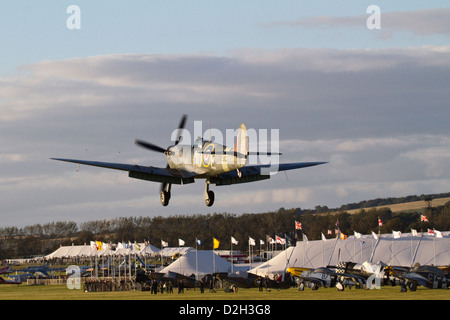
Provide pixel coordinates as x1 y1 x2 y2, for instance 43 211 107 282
45 242 161 259
159 249 249 278
249 231 450 277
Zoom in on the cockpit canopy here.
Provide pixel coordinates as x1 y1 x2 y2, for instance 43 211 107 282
193 137 204 149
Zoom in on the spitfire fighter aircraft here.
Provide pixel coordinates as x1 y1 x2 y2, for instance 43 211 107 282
52 115 326 207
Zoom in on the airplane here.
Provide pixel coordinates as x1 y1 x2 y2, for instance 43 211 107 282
216 271 294 289
0 265 11 274
0 277 21 285
287 266 366 291
12 264 65 277
391 264 450 291
52 115 326 207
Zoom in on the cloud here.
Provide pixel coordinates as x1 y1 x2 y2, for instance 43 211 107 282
0 46 449 226
264 7 450 37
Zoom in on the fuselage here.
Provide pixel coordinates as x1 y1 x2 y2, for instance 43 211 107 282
165 138 247 177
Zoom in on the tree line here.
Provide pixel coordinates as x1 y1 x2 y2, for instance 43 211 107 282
1 195 449 259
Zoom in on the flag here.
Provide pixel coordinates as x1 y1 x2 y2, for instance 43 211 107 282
90 241 96 248
435 229 443 238
95 241 102 251
276 235 286 245
260 239 265 245
393 231 401 239
421 215 429 222
161 240 168 247
427 229 435 236
411 229 418 237
321 233 327 241
378 217 383 227
267 235 275 244
231 237 239 245
327 229 332 235
334 229 339 235
249 237 256 246
295 221 302 230
340 233 347 240
196 238 202 245
372 231 378 240
354 231 362 239
213 237 220 249
178 239 185 246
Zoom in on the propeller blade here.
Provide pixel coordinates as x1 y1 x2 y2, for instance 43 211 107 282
134 139 166 153
174 114 188 145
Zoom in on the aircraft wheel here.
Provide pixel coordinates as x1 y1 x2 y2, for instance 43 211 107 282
408 282 417 292
160 190 170 206
205 190 215 207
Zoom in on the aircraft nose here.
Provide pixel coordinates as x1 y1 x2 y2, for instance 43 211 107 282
165 146 174 156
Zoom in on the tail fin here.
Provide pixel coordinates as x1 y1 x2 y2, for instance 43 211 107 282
235 123 248 167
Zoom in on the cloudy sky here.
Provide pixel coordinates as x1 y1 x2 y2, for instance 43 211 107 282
1 1 449 227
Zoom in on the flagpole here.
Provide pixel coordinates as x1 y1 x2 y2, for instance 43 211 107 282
196 238 198 281
231 237 233 274
213 238 216 274
321 233 324 267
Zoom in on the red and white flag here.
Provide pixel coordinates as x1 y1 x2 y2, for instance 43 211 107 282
421 215 429 222
276 235 286 245
378 217 383 227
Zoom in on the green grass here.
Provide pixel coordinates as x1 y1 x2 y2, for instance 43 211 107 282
0 284 448 300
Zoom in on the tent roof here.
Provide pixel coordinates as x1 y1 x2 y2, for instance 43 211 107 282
249 231 450 276
160 250 247 277
44 242 161 259
159 247 193 257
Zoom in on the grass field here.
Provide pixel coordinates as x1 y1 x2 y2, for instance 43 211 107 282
0 284 448 300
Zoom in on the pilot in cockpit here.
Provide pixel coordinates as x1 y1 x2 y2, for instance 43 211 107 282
193 137 203 149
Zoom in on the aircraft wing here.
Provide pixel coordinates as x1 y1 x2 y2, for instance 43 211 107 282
212 162 327 186
51 158 196 185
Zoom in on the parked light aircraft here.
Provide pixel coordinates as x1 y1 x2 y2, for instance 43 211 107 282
288 267 365 291
52 115 326 207
0 265 11 274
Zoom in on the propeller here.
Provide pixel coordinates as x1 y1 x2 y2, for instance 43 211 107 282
134 139 166 153
134 115 188 202
134 114 188 153
174 114 188 145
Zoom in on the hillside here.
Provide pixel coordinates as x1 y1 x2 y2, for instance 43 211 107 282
345 197 450 214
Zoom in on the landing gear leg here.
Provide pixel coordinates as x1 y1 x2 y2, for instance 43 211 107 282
204 180 215 207
160 183 171 206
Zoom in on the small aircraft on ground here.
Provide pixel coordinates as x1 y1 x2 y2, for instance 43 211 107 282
0 277 22 285
0 265 11 274
52 115 326 207
288 266 366 291
215 271 294 289
391 264 449 291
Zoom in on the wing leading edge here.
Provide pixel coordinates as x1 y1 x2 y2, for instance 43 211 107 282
50 158 196 185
